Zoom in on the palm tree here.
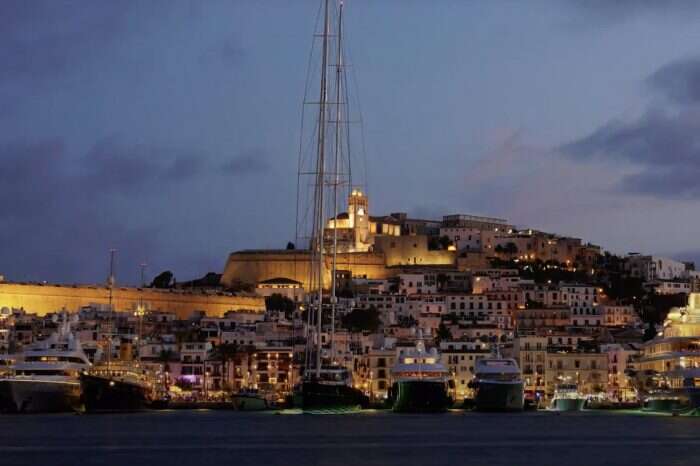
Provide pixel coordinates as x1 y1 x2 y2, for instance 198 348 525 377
211 342 240 391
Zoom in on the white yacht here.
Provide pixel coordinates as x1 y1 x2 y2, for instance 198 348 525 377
0 314 91 413
389 338 452 412
550 380 586 412
634 293 700 413
471 350 524 411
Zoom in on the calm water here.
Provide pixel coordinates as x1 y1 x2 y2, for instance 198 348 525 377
1 410 698 466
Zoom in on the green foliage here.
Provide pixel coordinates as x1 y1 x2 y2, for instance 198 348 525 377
151 270 174 289
286 242 296 250
642 293 688 325
341 306 381 333
265 293 296 313
643 323 657 342
158 349 176 362
438 235 453 250
436 323 453 343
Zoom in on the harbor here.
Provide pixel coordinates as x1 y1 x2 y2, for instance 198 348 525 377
2 410 699 466
4 1 700 464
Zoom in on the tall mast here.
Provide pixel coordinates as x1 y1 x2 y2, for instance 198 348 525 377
107 249 116 364
329 0 344 366
314 0 331 378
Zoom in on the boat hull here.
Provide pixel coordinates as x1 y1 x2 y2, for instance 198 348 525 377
80 374 151 413
643 388 700 413
474 380 524 412
551 397 586 412
391 380 450 413
0 379 81 413
294 381 368 412
232 395 268 411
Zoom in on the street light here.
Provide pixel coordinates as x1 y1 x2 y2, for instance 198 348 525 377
134 304 146 363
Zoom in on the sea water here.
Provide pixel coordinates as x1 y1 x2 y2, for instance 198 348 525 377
0 410 697 466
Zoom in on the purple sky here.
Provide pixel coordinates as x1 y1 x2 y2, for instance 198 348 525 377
3 0 700 284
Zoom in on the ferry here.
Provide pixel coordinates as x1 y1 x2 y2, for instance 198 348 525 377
0 314 90 413
471 351 524 412
389 338 451 413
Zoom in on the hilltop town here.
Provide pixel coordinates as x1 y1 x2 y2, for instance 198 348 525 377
1 191 697 406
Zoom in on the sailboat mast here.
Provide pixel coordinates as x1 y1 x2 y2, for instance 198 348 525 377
107 249 116 364
330 0 344 366
314 0 331 377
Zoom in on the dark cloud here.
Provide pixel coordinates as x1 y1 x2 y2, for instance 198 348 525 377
561 108 700 198
80 137 205 192
568 0 700 20
562 109 700 167
561 56 700 199
0 1 129 82
647 58 700 105
0 137 208 283
221 150 270 176
618 167 700 200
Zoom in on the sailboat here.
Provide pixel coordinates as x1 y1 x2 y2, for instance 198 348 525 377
293 0 368 412
80 250 165 412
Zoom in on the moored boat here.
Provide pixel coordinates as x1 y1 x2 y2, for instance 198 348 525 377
0 314 90 413
80 362 163 413
389 338 451 413
471 351 524 412
549 382 586 412
231 389 269 411
634 294 700 414
294 366 368 412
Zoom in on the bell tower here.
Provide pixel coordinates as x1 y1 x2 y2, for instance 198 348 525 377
348 189 370 251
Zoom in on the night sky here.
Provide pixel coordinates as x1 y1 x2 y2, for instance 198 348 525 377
3 0 700 285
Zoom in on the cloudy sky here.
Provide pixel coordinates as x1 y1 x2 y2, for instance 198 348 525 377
3 0 700 284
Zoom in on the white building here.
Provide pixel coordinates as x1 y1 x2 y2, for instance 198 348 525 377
647 280 691 295
625 255 688 281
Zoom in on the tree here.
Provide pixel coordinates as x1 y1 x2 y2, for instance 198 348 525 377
504 242 518 255
341 306 381 333
438 235 453 250
436 323 452 343
643 322 657 341
157 349 176 376
286 242 295 250
265 293 296 315
428 236 440 250
210 342 239 391
151 271 174 289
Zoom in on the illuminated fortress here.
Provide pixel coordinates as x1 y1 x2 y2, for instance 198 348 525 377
221 191 458 290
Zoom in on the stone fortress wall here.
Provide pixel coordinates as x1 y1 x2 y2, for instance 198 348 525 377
0 283 265 319
220 250 391 290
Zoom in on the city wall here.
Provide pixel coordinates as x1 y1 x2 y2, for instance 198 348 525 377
0 283 265 319
221 250 393 290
